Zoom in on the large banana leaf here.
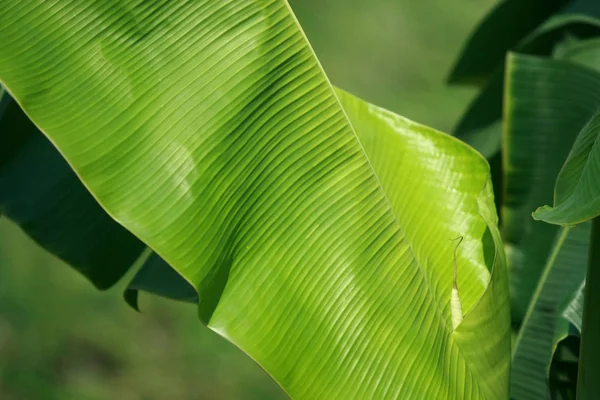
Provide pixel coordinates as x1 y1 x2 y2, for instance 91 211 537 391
0 1 510 398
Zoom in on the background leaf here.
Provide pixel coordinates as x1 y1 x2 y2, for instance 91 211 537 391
448 0 569 85
503 53 600 325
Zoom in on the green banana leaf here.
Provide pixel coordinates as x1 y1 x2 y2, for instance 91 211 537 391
0 1 511 398
503 53 600 325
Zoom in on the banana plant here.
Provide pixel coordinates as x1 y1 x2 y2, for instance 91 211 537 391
0 0 510 399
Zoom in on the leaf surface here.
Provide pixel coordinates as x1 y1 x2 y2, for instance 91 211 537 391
0 1 510 398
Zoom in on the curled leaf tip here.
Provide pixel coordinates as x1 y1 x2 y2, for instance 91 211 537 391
532 205 554 221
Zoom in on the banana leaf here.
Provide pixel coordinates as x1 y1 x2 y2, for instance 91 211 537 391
0 1 510 398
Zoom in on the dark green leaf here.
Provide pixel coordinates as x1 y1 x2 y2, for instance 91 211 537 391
448 0 569 85
125 252 197 310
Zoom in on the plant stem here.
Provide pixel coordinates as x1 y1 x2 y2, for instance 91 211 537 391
577 217 600 399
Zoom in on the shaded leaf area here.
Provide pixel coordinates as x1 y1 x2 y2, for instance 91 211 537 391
448 0 569 85
565 0 600 16
563 280 585 331
0 1 510 398
125 252 198 310
0 93 145 288
548 335 580 400
533 109 600 225
453 70 503 159
510 223 590 400
503 54 600 326
452 71 504 219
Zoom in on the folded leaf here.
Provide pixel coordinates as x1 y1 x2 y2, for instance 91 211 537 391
533 110 600 224
0 1 510 398
125 251 198 310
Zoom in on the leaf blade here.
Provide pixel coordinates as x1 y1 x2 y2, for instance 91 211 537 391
0 1 510 398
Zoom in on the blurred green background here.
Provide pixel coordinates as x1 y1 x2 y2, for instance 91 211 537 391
0 1 496 399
